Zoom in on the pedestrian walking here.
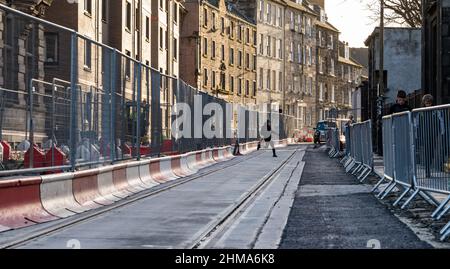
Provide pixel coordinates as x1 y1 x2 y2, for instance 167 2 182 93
389 90 412 115
233 130 242 156
257 120 278 158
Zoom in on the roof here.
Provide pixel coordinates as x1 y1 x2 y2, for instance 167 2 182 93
315 20 340 33
364 26 421 45
338 56 363 68
206 0 256 25
284 0 318 16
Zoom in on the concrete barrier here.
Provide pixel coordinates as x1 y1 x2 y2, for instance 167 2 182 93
0 142 271 233
138 159 160 188
97 166 126 201
72 169 110 209
0 176 57 232
40 173 87 218
112 163 137 196
126 161 148 192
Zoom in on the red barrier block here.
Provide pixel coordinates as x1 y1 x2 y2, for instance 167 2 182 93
1 141 11 161
122 144 132 155
0 177 57 232
44 147 67 173
24 145 46 168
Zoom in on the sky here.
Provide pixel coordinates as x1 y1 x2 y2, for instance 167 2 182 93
325 0 378 48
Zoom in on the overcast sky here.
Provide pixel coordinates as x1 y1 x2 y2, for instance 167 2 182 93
325 0 378 48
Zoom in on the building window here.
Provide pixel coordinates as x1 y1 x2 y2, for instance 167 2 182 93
212 41 216 58
246 80 250 96
246 53 250 69
277 39 282 59
246 28 250 43
203 68 208 86
212 12 216 30
212 71 216 89
238 78 243 95
84 0 92 15
259 68 264 89
330 59 335 75
221 17 225 34
44 33 58 65
266 36 271 57
319 83 323 101
203 8 208 27
126 1 131 30
125 50 131 78
259 34 264 54
146 17 150 41
229 48 234 65
159 27 164 49
102 0 108 22
253 81 257 96
331 85 335 102
279 71 282 92
203 38 208 56
290 42 294 61
259 0 264 21
84 39 91 69
253 55 257 71
221 45 225 61
230 21 235 38
230 76 234 92
266 3 271 24
220 72 226 90
238 25 242 41
277 7 282 27
238 50 242 67
173 38 178 61
173 3 178 24
290 11 294 30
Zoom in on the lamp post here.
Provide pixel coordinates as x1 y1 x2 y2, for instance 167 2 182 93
377 0 385 154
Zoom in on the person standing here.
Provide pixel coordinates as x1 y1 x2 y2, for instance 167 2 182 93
422 94 434 107
389 90 412 114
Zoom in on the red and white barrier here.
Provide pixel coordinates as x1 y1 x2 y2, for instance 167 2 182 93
97 166 126 202
0 176 57 232
1 141 287 233
138 159 160 188
126 161 148 192
72 169 112 209
40 173 86 218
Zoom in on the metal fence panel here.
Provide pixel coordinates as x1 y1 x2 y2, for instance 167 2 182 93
412 106 450 193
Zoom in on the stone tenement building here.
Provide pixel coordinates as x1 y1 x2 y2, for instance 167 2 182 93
43 0 153 143
180 0 257 106
313 3 339 121
0 0 53 145
151 0 182 138
283 0 318 137
337 41 363 119
236 0 286 112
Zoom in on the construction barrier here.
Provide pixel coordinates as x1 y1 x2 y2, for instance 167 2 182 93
343 120 373 183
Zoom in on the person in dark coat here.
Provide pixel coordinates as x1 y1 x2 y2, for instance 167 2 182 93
389 90 411 114
257 120 278 157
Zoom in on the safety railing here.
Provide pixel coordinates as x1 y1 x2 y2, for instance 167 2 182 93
0 4 295 177
347 106 450 241
343 120 373 183
327 128 340 158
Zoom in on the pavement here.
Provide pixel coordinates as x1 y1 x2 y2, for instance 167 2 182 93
6 146 307 249
279 145 432 249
